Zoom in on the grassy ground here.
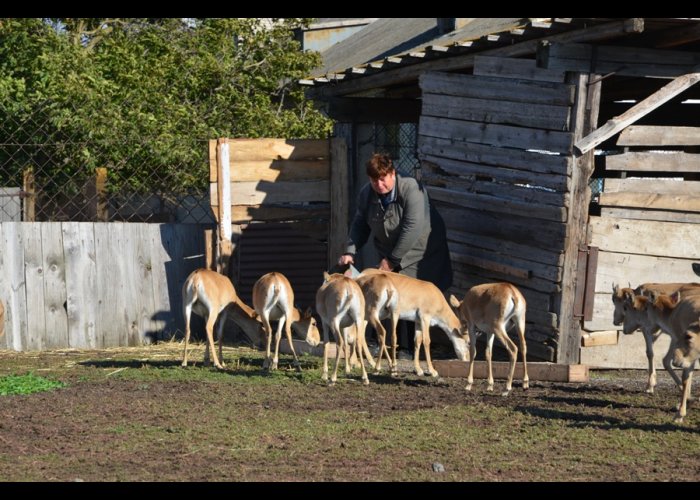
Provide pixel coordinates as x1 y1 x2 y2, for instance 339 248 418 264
0 342 698 482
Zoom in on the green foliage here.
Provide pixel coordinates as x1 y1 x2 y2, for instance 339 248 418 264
0 18 331 194
0 372 65 395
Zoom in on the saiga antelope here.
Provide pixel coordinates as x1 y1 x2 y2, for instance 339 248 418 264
252 272 320 371
181 268 237 369
450 283 528 396
316 272 370 385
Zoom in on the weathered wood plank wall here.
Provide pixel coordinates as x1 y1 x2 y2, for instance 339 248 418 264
0 222 205 351
417 57 585 363
582 125 700 367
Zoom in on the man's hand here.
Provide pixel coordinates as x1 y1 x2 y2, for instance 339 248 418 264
338 254 354 266
377 258 393 271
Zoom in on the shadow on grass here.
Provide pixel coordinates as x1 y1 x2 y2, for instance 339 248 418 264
514 404 700 433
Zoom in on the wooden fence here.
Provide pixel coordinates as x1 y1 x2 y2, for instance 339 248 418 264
0 222 205 351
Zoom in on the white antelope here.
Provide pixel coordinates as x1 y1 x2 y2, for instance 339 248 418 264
356 272 399 374
252 272 321 371
612 283 700 393
316 272 369 385
449 283 528 396
358 269 468 377
182 268 238 370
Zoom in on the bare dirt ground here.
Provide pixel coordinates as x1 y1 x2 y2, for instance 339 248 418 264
0 343 699 482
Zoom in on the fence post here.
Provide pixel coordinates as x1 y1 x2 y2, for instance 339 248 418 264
22 167 35 222
216 138 233 276
86 167 109 221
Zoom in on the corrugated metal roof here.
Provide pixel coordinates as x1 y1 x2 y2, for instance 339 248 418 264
311 18 530 78
304 18 700 89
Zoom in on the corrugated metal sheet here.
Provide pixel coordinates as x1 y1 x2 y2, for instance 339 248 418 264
236 222 328 311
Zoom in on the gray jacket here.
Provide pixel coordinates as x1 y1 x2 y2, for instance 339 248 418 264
345 174 452 291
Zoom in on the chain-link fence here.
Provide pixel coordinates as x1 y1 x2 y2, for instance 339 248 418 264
0 18 329 224
0 101 214 223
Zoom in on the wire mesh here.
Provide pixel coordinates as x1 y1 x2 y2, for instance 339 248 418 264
373 123 419 178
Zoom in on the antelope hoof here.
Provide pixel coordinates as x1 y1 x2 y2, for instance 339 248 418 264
645 387 654 394
181 361 187 368
673 414 684 424
429 369 438 378
327 380 336 387
465 383 473 391
362 377 370 386
522 380 530 391
486 384 494 392
501 389 511 397
415 369 424 377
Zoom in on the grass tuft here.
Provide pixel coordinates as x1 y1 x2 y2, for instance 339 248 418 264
0 373 66 395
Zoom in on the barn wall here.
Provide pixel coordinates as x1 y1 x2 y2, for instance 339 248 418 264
417 57 591 362
0 222 205 351
581 126 700 368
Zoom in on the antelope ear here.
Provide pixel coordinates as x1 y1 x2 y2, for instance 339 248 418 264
612 283 619 295
670 291 681 305
323 271 331 281
449 294 462 308
303 306 313 318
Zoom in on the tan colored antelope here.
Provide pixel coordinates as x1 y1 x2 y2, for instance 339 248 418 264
356 272 399 375
449 283 528 396
672 314 700 373
640 292 700 422
316 272 370 386
252 272 320 371
612 283 700 393
358 269 468 377
181 268 238 370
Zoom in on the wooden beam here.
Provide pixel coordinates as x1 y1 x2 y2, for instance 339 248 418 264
327 97 420 122
598 192 700 213
618 125 700 146
537 42 700 78
432 360 590 383
581 330 618 347
307 19 644 99
329 138 348 270
605 151 700 173
575 69 700 154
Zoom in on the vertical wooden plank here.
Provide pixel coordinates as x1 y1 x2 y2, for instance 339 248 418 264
95 222 130 347
119 223 142 346
2 223 27 350
557 73 601 364
217 139 232 275
204 228 215 270
22 168 35 222
41 223 69 349
86 167 109 222
329 137 348 269
23 222 46 350
133 223 156 345
583 246 598 321
63 222 97 349
149 224 175 339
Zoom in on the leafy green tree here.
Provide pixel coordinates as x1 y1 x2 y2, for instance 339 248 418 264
0 18 331 203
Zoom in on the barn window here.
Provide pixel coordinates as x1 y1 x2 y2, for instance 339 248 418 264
373 123 419 178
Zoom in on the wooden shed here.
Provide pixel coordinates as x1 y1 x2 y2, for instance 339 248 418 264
302 18 700 366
